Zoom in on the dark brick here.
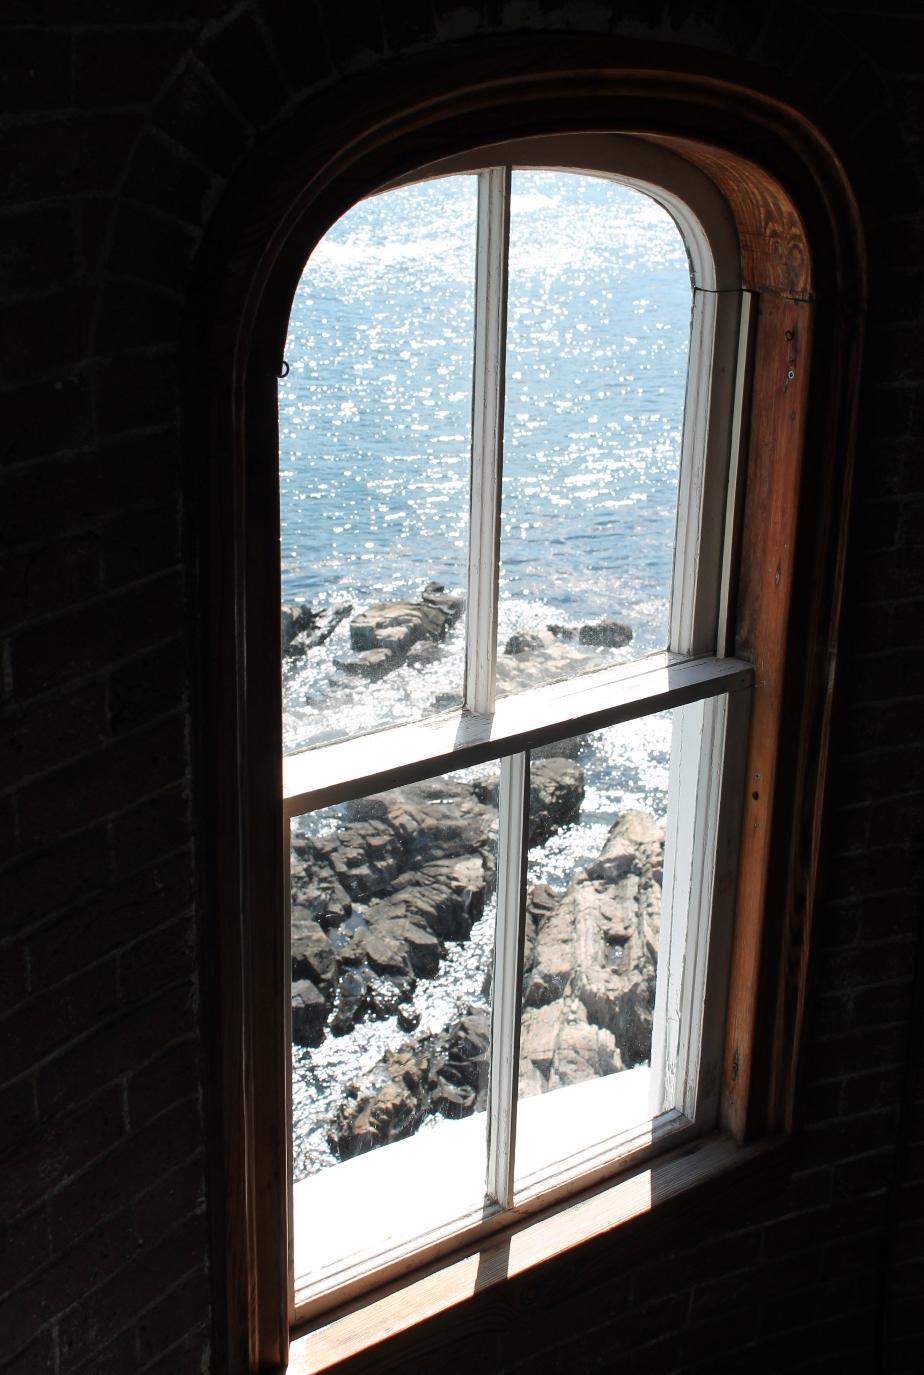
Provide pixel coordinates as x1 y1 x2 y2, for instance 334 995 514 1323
0 430 181 547
28 849 194 989
136 1264 210 1365
19 713 186 847
0 115 143 206
0 680 109 790
153 58 249 177
0 205 77 298
74 26 189 108
67 1326 137 1375
0 790 16 860
0 286 95 388
135 1325 211 1375
106 200 199 294
96 348 180 438
37 981 197 1117
0 1203 48 1302
9 572 184 699
119 914 197 1006
127 1040 200 1130
0 825 109 935
380 0 437 52
0 533 101 633
0 1210 137 1368
1 371 93 468
95 280 183 356
57 1210 206 1363
0 1078 36 1161
0 1085 125 1225
124 130 216 229
0 959 118 1085
133 1150 205 1246
112 786 191 875
108 636 187 738
262 0 334 92
2 1330 56 1375
323 0 386 72
50 1098 201 1248
832 1148 892 1199
819 942 918 995
0 28 71 112
100 497 181 589
199 9 290 125
842 1065 907 1116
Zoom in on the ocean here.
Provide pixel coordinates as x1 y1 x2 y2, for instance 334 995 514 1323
278 168 693 1177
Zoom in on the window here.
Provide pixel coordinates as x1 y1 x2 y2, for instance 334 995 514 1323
280 143 752 1320
195 55 863 1375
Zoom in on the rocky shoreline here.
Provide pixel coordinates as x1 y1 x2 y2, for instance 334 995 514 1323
284 589 658 1172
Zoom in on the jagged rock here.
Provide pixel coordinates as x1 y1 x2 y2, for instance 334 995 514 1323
421 582 464 625
291 916 339 999
333 646 397 679
397 1004 420 1032
292 979 327 1046
296 817 404 903
329 968 369 1036
289 856 351 929
373 855 486 942
578 619 633 648
474 757 585 846
518 809 664 1090
496 627 600 692
330 1009 489 1159
282 602 353 656
406 640 442 668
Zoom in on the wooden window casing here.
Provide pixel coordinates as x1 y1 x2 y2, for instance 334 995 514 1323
190 42 865 1374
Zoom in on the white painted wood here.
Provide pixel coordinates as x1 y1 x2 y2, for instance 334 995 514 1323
283 653 752 818
649 686 751 1125
670 287 743 656
717 291 755 658
465 166 511 714
379 132 741 292
486 752 528 1209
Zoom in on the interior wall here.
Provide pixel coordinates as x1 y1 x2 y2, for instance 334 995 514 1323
1 4 921 1374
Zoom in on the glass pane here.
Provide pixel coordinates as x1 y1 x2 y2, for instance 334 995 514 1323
497 170 691 696
290 766 497 1290
514 714 672 1189
279 176 477 753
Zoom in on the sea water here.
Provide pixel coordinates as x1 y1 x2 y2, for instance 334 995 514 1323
279 170 692 1176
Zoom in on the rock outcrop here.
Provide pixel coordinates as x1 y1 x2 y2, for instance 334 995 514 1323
496 619 633 694
334 582 463 678
328 808 664 1152
282 601 353 656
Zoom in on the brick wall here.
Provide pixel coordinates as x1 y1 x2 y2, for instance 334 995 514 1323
1 3 921 1372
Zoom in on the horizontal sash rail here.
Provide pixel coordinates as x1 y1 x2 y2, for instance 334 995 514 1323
283 651 753 818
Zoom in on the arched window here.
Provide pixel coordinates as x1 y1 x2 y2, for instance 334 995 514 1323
194 57 864 1374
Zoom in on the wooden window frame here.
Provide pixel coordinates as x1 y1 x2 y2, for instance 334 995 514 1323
189 40 865 1374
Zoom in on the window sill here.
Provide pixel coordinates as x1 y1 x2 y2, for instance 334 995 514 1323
288 1131 789 1374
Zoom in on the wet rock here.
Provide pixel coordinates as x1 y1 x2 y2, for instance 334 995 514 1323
329 968 370 1036
374 855 487 942
296 818 404 903
421 581 463 626
397 1004 421 1032
518 810 664 1092
406 640 442 668
283 602 353 656
496 628 599 692
289 866 351 931
333 646 397 679
578 619 633 648
474 757 584 846
292 979 327 1046
290 916 339 999
330 1009 489 1158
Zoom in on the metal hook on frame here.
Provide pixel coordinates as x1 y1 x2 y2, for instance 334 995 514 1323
278 359 290 379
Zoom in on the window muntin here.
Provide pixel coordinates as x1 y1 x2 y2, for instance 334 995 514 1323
281 153 751 1318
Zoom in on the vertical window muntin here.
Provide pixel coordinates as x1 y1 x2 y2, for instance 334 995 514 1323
283 151 751 1312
